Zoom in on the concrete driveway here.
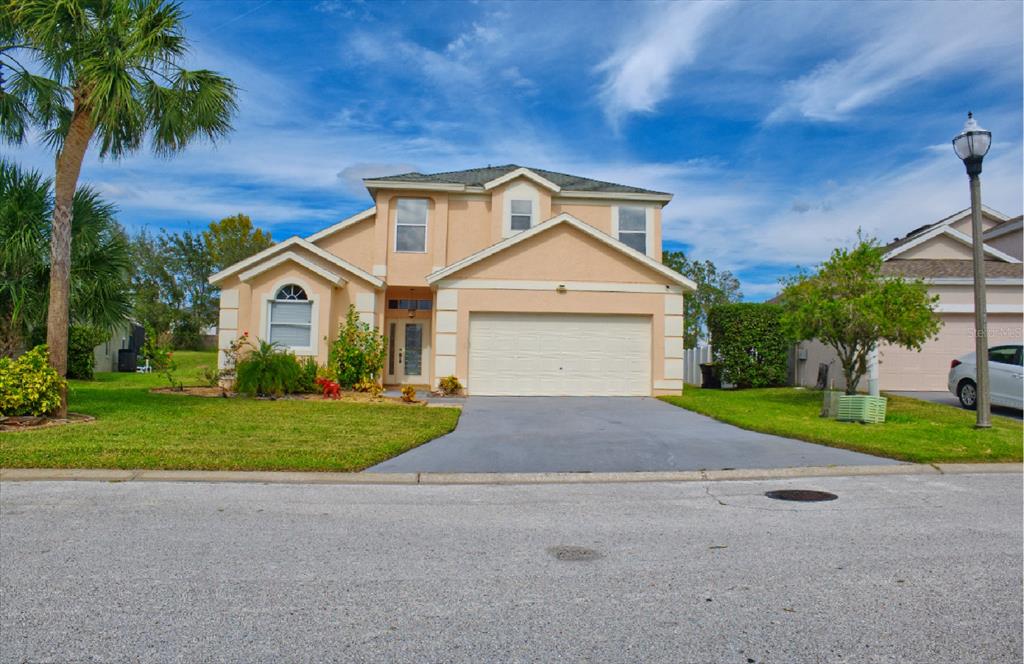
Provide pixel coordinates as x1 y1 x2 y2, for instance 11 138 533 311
368 397 900 473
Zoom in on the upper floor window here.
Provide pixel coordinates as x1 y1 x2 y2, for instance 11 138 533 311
617 206 648 253
510 199 533 231
395 198 428 252
269 284 312 349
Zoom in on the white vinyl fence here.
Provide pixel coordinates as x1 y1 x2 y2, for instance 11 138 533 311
683 345 713 386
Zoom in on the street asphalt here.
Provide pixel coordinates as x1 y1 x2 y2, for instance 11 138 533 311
2 472 1021 663
368 396 900 472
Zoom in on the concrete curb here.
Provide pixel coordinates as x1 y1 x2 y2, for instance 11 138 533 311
1 463 1019 486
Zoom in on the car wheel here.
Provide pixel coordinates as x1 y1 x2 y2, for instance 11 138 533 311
957 379 978 410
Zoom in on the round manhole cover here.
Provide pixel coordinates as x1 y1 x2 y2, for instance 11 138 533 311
547 545 602 561
765 489 838 502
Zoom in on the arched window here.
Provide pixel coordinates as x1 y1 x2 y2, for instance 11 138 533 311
275 284 307 301
269 284 312 349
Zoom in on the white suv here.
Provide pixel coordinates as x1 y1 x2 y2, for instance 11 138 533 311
948 343 1024 411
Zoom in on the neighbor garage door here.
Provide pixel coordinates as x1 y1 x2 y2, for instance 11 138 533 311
468 313 651 396
879 313 1022 391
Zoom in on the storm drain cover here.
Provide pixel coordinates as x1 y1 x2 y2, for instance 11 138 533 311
765 489 838 502
547 545 602 561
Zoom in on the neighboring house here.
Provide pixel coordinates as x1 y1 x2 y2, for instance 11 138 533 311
984 214 1023 260
208 165 695 396
793 207 1023 392
93 322 145 372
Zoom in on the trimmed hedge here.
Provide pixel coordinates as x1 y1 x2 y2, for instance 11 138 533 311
707 302 788 388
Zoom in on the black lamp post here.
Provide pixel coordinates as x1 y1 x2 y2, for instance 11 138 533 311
952 112 993 428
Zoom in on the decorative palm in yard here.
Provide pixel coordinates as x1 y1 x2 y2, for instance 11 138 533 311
0 159 132 358
1 0 238 414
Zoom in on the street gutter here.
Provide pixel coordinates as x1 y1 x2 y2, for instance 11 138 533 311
0 463 1020 485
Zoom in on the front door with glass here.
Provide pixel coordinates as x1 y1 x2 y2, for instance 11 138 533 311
386 320 431 384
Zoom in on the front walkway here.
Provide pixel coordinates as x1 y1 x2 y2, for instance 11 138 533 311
366 397 901 473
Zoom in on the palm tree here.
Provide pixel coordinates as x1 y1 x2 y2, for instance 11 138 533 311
0 159 132 358
1 1 237 414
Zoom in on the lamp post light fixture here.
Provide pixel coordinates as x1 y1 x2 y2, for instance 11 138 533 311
952 112 993 428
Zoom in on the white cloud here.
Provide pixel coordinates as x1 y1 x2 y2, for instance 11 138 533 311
768 2 1022 123
596 2 729 125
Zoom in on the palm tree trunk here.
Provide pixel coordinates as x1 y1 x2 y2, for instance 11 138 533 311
45 103 94 417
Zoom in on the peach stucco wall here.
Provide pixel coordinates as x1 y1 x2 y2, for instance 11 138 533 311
949 212 1003 236
452 224 671 284
898 234 975 260
312 218 376 273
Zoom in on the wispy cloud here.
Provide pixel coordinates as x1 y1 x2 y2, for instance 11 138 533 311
596 2 729 126
767 2 1022 123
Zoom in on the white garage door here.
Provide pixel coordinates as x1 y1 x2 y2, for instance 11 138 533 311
880 313 1022 391
469 313 651 396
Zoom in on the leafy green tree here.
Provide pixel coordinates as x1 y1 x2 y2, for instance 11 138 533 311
203 214 273 272
0 160 131 358
2 0 237 413
663 250 742 347
164 229 216 347
128 228 216 348
128 230 180 340
778 238 941 395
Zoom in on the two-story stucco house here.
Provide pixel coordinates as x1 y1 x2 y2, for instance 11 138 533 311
209 165 695 396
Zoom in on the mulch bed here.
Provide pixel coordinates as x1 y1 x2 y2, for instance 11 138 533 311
149 386 423 405
1 413 95 432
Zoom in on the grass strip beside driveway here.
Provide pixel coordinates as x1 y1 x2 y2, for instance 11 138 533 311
0 352 460 472
660 388 1022 464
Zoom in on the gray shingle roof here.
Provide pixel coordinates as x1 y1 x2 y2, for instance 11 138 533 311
364 164 670 195
881 259 1023 279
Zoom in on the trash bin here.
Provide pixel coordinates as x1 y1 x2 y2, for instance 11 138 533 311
699 363 721 389
117 348 138 372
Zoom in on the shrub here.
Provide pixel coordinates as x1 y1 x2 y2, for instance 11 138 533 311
295 356 319 394
354 379 383 397
67 326 106 380
329 305 386 389
234 340 302 397
438 375 463 396
401 385 417 403
707 303 788 388
0 345 66 416
197 365 221 387
141 327 174 371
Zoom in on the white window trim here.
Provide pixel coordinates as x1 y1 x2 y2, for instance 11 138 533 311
509 198 534 233
612 205 653 256
502 182 541 238
261 278 319 356
393 198 429 254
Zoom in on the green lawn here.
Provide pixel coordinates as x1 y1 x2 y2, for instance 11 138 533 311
660 388 1023 464
0 351 460 472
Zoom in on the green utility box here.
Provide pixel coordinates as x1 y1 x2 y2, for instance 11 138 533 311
836 395 887 424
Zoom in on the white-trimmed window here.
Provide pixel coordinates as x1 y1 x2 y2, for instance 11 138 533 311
268 284 312 349
395 198 428 252
617 206 648 253
510 199 533 231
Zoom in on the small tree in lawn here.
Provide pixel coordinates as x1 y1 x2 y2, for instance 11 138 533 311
778 237 940 395
329 306 386 389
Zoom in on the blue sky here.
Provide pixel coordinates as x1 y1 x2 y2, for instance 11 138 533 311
10 0 1024 299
